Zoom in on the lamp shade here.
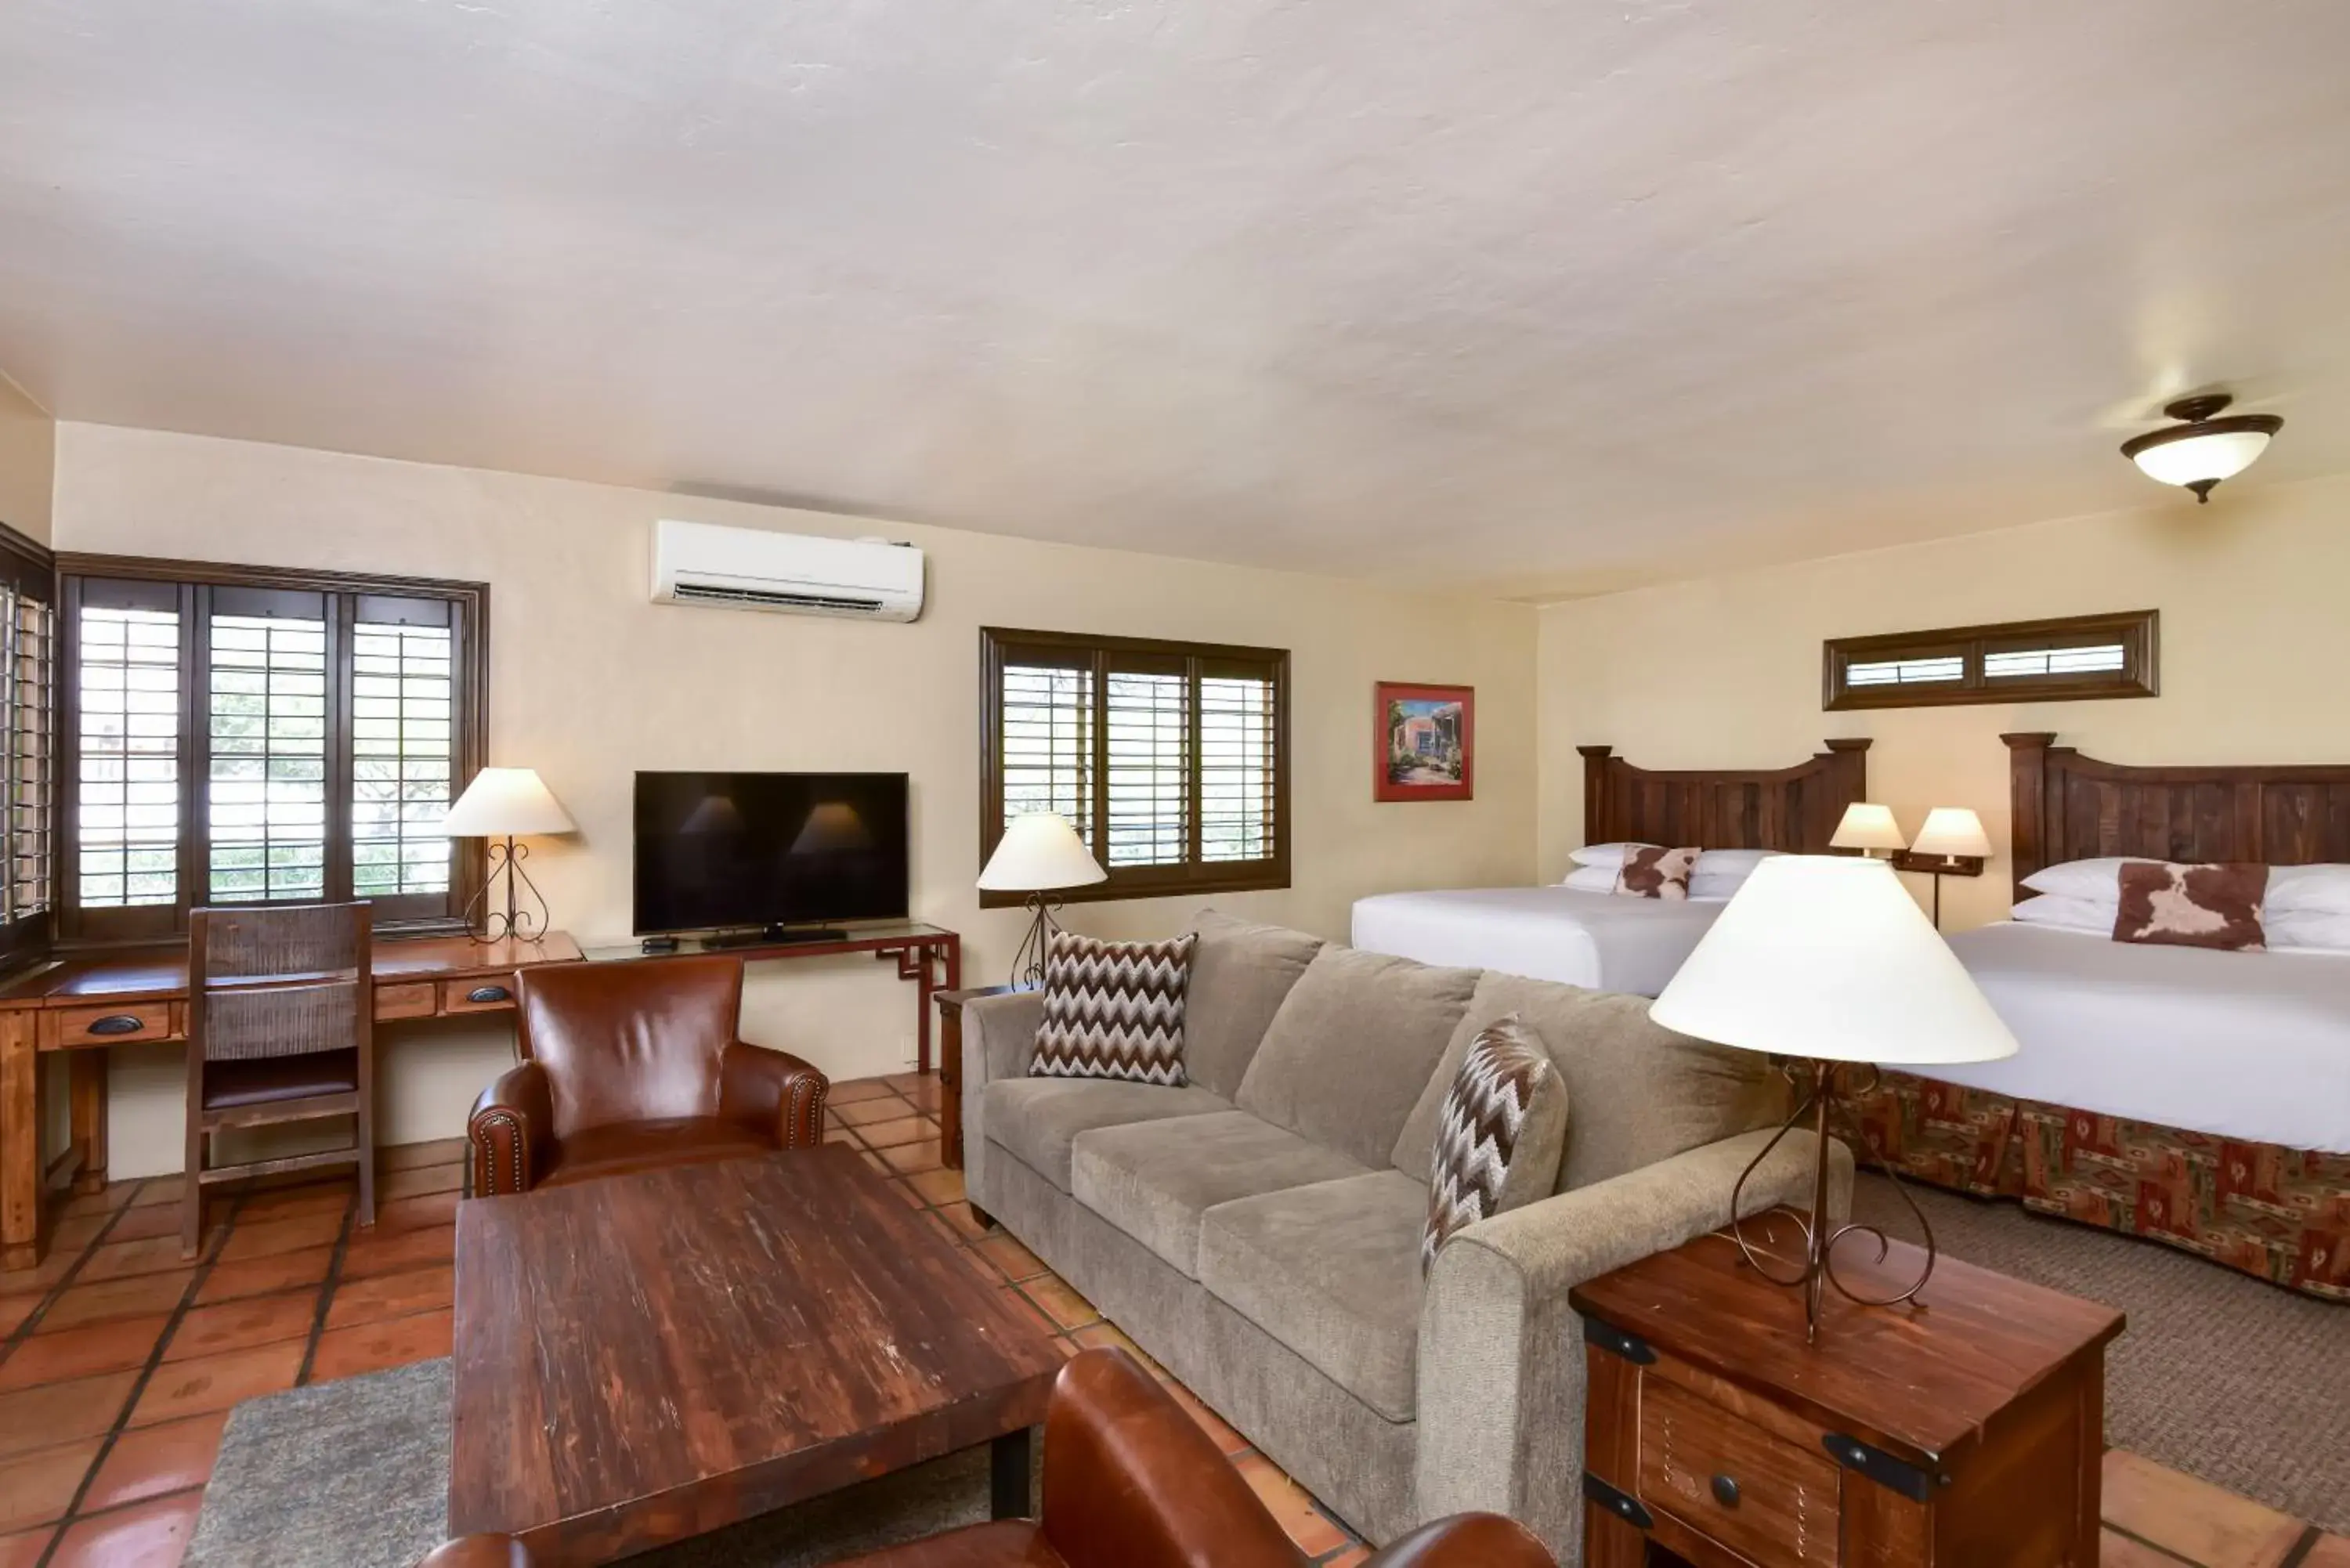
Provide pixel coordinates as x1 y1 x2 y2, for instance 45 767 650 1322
978 812 1108 894
439 768 577 837
1828 802 1907 854
1650 855 2017 1067
1908 807 1990 860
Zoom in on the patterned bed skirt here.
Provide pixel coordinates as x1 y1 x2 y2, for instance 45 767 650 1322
1848 1070 2350 1302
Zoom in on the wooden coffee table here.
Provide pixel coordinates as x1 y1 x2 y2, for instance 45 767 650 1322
449 1145 1064 1564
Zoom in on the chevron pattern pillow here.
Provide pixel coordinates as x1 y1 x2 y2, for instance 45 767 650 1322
1029 929 1196 1086
1422 1013 1568 1274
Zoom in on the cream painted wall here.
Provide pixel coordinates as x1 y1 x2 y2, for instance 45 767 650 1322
0 373 54 544
52 422 1538 1176
1538 471 2350 934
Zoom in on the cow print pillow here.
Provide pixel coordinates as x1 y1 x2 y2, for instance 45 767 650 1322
2113 861 2269 952
1614 845 1700 901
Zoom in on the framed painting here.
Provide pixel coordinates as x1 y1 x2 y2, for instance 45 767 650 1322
1375 682 1474 802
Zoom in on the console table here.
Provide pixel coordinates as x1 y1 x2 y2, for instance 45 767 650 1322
0 919 960 1270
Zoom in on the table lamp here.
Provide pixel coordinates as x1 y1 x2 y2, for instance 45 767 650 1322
1906 806 1992 928
1829 802 1907 857
1650 854 2018 1340
978 812 1107 988
440 768 577 942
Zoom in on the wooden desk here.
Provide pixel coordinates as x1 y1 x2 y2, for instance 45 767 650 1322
0 933 581 1271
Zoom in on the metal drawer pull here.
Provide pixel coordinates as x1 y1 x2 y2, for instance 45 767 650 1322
466 985 512 1005
86 1014 146 1036
1711 1473 1741 1508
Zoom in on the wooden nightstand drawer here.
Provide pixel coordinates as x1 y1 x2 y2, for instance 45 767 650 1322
1640 1375 1839 1566
54 1001 174 1043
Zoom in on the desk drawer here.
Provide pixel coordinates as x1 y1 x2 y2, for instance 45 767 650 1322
375 982 439 1021
442 977 519 1014
55 1002 175 1044
1640 1373 1840 1566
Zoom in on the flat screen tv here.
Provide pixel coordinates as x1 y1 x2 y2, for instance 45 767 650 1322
633 771 909 935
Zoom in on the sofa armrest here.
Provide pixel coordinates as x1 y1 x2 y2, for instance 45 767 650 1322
960 989 1047 1208
720 1041 830 1149
1413 1127 1852 1559
468 1061 555 1197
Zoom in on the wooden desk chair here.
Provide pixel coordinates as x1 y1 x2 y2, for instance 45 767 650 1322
183 901 376 1256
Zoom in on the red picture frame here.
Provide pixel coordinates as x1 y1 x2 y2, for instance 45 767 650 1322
1374 682 1474 802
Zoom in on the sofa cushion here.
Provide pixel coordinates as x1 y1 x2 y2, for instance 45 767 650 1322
1030 930 1196 1085
1182 910 1325 1099
1197 1170 1428 1422
1394 970 1783 1193
1071 1111 1370 1278
981 1076 1230 1191
1421 1014 1570 1273
1235 946 1479 1169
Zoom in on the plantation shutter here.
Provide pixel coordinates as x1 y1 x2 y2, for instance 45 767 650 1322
0 535 56 966
205 586 330 903
982 629 1287 901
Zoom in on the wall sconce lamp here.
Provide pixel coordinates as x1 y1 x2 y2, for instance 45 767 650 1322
1891 807 1990 928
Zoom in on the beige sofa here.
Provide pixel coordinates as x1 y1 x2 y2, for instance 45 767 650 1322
961 910 1851 1560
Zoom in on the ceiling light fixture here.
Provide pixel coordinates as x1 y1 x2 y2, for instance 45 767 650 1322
2119 393 2282 504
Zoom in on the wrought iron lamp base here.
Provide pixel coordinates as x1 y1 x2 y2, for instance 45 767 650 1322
1726 1057 1937 1343
461 836 552 944
1007 892 1062 990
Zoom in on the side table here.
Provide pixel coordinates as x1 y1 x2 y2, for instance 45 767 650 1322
1568 1216 2124 1568
934 985 1019 1170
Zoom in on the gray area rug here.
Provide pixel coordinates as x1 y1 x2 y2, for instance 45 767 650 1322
1853 1173 2348 1534
185 1358 1039 1568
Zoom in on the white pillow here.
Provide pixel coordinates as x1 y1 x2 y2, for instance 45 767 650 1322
1569 842 1657 869
2019 858 2136 899
1687 874 1745 901
1694 849 1779 876
2269 865 2350 918
1561 865 1618 892
2011 894 2115 934
2271 911 2350 953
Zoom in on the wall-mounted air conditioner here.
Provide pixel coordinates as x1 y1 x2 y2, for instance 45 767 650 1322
651 518 925 622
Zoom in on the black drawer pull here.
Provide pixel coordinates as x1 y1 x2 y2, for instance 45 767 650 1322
466 985 512 1005
1711 1473 1741 1508
86 1013 146 1036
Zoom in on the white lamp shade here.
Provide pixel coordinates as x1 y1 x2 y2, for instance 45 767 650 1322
1829 802 1907 853
1909 807 1990 860
439 768 577 837
978 812 1108 894
2130 428 2272 488
1650 855 2017 1067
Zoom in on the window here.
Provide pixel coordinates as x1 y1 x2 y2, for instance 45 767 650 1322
59 558 487 943
1824 610 2157 711
0 525 55 969
981 628 1288 903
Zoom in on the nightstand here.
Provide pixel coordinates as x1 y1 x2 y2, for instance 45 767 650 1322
934 985 1020 1169
1568 1216 2124 1568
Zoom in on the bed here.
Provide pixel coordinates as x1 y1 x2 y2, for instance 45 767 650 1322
1851 732 2350 1302
1350 739 1870 994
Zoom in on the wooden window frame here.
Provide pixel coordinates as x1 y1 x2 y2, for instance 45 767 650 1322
1824 610 2158 712
0 522 56 974
980 627 1290 907
56 553 490 948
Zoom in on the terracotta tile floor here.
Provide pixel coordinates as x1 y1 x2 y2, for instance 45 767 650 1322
0 1071 2340 1568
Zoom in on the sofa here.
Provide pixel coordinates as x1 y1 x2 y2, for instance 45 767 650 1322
960 910 1851 1561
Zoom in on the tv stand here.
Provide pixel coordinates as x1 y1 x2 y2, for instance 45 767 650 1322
700 924 850 950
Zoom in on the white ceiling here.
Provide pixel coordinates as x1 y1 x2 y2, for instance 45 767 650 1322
4 0 2348 599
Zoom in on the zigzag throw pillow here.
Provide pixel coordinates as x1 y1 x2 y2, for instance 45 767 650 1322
1029 929 1195 1086
1422 1013 1569 1274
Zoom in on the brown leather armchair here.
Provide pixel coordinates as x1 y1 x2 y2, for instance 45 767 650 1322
465 954 827 1196
417 1349 1554 1568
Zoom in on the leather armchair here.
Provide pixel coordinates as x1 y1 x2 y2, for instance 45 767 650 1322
465 954 827 1197
417 1349 1553 1568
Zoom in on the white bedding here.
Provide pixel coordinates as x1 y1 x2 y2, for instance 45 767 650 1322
1350 887 1723 997
1927 922 2350 1153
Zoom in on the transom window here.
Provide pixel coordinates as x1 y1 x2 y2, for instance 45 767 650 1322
981 628 1289 904
59 558 487 942
1824 611 2158 711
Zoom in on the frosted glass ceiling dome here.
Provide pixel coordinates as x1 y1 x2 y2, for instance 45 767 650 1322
2120 393 2282 503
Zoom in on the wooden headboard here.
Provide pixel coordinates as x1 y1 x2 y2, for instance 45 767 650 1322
1578 739 1870 853
2005 732 2350 900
